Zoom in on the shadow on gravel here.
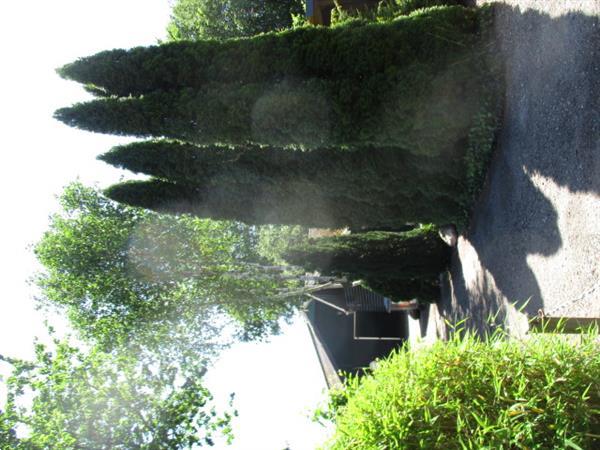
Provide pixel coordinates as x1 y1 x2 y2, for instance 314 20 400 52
444 5 598 326
492 4 600 195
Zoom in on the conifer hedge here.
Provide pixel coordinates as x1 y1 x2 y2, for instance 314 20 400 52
55 6 492 153
58 6 481 96
283 226 450 301
56 69 483 153
100 141 467 227
55 81 335 148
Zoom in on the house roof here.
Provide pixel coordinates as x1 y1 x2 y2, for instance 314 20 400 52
302 310 343 390
303 282 409 390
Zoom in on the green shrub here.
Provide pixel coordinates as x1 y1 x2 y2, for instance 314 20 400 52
284 225 450 301
56 67 485 155
321 329 600 449
57 5 501 225
104 176 456 230
389 0 467 16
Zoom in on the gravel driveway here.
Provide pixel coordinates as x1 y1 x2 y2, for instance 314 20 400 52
436 0 600 336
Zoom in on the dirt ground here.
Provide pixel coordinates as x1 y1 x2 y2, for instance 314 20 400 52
422 0 600 338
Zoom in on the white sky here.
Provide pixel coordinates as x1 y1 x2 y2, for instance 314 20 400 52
0 1 329 448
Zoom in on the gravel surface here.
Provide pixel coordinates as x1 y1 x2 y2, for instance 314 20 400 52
437 0 600 337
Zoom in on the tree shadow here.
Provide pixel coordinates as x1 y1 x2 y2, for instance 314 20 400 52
492 4 600 195
442 4 599 328
418 303 430 338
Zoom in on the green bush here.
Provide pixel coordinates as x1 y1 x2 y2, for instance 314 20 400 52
284 225 450 301
105 177 455 230
57 4 501 225
321 329 600 449
56 67 485 154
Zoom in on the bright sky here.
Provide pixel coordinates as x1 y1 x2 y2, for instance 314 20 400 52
0 1 329 448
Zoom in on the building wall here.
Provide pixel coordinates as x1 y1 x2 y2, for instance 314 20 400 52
309 300 404 375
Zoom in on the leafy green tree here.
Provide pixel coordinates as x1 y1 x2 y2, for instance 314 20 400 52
283 225 451 301
99 140 466 227
35 182 301 356
0 341 232 449
256 225 309 265
167 0 304 41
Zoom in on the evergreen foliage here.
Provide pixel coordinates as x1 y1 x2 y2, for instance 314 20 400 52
56 6 491 154
55 81 336 149
54 3 502 231
56 66 484 154
328 0 467 25
58 6 481 96
283 225 450 301
100 140 466 227
104 178 348 228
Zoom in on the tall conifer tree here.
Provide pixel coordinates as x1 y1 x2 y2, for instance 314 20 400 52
58 6 482 96
55 7 492 153
284 226 451 301
56 69 483 153
100 141 466 227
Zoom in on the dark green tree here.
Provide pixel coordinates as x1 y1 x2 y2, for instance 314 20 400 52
56 6 490 154
0 341 232 449
167 0 304 41
58 6 482 96
99 140 466 226
103 177 357 228
283 225 451 301
55 67 483 154
103 155 464 229
35 182 301 355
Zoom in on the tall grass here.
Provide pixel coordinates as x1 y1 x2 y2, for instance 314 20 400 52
320 327 600 449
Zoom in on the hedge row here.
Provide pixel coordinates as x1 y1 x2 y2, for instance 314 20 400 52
54 5 500 304
105 178 354 228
